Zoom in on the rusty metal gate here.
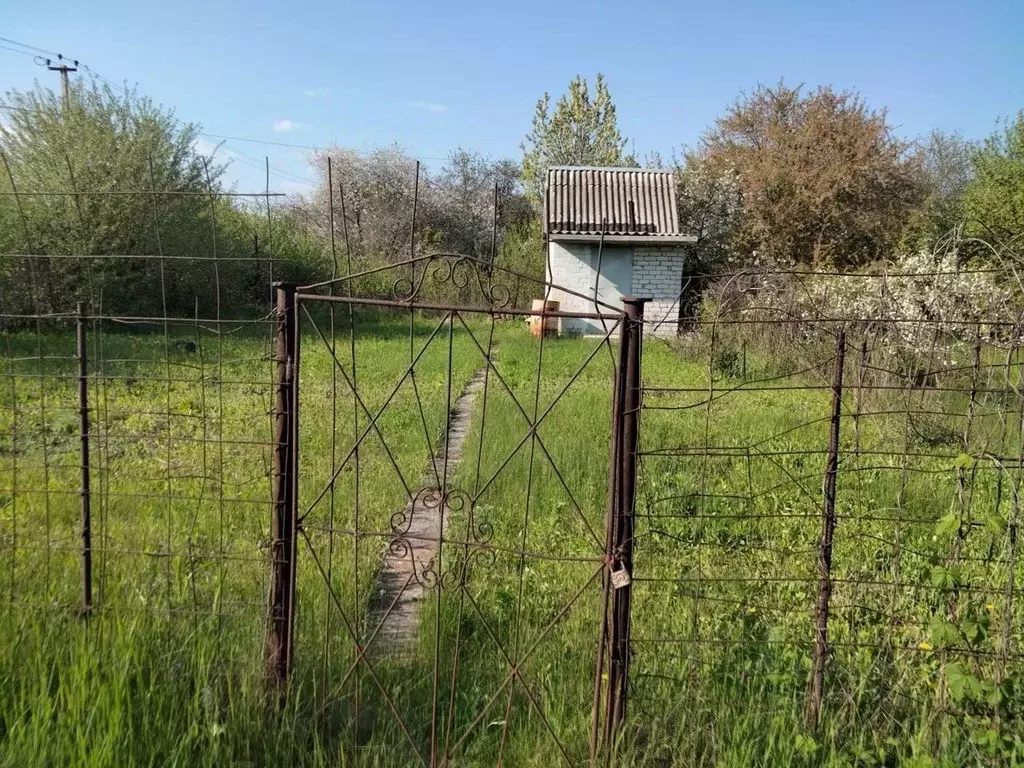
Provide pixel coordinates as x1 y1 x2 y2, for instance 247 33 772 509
264 253 644 766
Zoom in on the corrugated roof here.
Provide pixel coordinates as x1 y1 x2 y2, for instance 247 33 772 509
545 167 681 237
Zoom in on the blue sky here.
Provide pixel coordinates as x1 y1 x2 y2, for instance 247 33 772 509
2 0 1022 193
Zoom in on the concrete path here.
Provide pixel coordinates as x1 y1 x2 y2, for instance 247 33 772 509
367 366 487 658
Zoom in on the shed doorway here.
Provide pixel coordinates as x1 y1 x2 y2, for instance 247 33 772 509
583 247 631 335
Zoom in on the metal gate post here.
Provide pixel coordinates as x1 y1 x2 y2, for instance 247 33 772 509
604 296 647 750
268 283 299 692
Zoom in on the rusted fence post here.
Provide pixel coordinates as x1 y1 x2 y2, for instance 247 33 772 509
268 283 299 692
807 328 845 727
603 296 646 749
77 302 92 615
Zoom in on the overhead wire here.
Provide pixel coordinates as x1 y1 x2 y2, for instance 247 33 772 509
0 36 63 58
214 141 316 187
2 37 451 189
199 131 450 163
0 43 41 59
1 39 316 192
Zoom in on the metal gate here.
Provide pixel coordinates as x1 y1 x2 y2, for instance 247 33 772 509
264 253 644 766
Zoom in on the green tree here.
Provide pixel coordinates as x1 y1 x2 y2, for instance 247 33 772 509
0 77 323 315
963 112 1024 245
0 77 216 313
674 155 742 271
520 74 635 203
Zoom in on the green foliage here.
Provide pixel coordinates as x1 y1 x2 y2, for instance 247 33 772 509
673 156 742 271
963 111 1024 245
495 219 543 305
901 130 976 249
0 77 327 316
3 323 1024 764
520 73 636 203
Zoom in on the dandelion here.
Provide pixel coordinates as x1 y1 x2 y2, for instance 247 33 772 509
919 641 933 651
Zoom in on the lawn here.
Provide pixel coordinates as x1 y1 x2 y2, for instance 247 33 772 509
1 309 1022 766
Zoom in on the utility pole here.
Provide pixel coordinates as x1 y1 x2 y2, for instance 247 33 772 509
45 55 78 111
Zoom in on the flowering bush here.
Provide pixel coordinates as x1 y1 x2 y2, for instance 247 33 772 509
706 237 1022 371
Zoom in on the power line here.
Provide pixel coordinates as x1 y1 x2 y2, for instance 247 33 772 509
0 43 313 185
3 37 451 166
0 36 123 100
0 42 39 59
202 133 323 151
206 137 314 184
0 36 62 58
1 36 446 186
46 57 79 110
80 64 127 95
214 142 316 187
200 132 450 162
0 36 83 109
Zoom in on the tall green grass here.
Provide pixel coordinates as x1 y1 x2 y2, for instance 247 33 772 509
2 314 1023 765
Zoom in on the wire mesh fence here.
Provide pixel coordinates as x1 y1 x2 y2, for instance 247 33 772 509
0 160 634 765
4 149 1024 764
0 151 297 748
632 264 1024 761
0 282 278 626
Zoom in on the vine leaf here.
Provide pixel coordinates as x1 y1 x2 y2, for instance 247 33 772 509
953 452 976 470
928 614 959 648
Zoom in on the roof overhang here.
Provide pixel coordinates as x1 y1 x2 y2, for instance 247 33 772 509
549 233 697 246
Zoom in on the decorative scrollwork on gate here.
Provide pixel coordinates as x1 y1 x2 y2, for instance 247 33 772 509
386 486 494 589
392 254 513 310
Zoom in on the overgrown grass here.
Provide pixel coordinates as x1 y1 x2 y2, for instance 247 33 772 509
2 314 1023 766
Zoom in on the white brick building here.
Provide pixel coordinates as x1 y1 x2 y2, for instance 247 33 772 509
543 167 695 337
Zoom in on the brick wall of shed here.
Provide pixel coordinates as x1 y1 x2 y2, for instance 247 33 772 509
545 240 592 335
632 246 686 337
545 241 686 337
546 240 631 335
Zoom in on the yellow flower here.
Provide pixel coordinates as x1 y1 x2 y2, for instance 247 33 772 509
919 641 933 651
986 603 995 612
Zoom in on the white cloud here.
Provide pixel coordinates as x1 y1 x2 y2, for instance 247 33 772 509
272 119 300 132
408 100 449 114
304 87 331 98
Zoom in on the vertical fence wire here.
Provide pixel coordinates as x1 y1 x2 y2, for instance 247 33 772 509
1 287 17 607
339 177 361 730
